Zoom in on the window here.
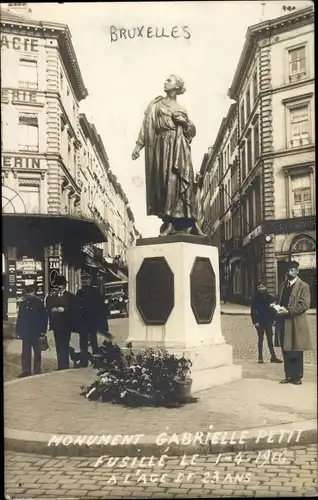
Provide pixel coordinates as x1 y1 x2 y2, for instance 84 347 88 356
240 101 245 130
18 58 38 89
252 72 258 104
291 175 312 217
247 134 252 172
230 128 237 154
241 143 246 180
291 236 315 253
254 123 260 161
246 87 251 117
18 115 39 152
290 106 310 147
60 70 64 90
19 184 40 213
289 46 306 81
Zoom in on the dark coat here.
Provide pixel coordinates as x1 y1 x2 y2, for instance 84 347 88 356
46 291 77 332
251 291 276 326
15 295 48 340
274 277 312 351
75 286 108 333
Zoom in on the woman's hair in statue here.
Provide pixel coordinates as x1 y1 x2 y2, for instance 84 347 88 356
171 74 186 95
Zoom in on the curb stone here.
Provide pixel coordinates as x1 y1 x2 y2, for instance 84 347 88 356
4 419 317 457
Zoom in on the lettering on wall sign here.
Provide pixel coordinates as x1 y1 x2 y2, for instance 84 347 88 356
1 34 39 52
109 25 191 43
2 156 41 170
1 89 38 103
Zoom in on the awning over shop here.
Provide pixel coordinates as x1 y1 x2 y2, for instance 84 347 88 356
2 213 108 248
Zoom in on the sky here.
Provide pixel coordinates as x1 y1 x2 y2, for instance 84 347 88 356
6 0 312 237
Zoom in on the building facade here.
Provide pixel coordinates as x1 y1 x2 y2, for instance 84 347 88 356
199 5 315 306
1 5 139 315
77 114 139 285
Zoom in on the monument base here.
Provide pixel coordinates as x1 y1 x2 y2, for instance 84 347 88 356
127 235 242 393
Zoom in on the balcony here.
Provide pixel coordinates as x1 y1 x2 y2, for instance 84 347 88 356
292 206 313 217
290 136 311 148
289 72 307 83
18 144 39 152
18 81 38 90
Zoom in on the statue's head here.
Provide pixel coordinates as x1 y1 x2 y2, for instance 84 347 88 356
164 74 186 95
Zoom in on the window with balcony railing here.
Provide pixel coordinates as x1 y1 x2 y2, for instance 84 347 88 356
18 114 39 152
290 106 310 148
292 188 312 217
240 101 245 131
254 123 260 161
247 134 252 172
252 71 258 105
18 58 38 90
289 46 307 82
246 87 251 117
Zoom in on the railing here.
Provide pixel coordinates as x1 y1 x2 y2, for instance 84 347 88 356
289 72 307 83
292 207 313 217
290 137 311 148
18 81 38 90
18 144 39 152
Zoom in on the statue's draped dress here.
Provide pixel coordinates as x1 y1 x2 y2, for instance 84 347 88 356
136 96 198 222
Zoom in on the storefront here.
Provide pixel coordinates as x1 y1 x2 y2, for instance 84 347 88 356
3 213 107 315
2 253 8 320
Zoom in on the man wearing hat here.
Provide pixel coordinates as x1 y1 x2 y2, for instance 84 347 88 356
46 275 77 370
274 261 312 385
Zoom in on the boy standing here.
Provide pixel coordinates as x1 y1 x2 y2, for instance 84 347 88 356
251 281 282 364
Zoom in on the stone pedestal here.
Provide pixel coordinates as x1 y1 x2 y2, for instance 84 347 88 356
127 235 242 393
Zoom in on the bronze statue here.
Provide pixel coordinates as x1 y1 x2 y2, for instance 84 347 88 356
132 74 205 237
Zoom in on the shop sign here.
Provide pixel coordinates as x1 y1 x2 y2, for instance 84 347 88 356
48 257 60 288
292 252 316 269
1 88 38 104
243 225 263 247
1 34 39 52
264 217 316 234
82 245 95 258
2 156 42 169
8 260 16 298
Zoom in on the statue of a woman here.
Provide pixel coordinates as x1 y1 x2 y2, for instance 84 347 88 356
131 74 205 237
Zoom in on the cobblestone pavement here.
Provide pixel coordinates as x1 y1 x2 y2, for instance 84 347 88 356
4 444 317 498
221 316 317 366
110 315 317 365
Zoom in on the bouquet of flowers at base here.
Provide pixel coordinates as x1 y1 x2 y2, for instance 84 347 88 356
80 342 195 407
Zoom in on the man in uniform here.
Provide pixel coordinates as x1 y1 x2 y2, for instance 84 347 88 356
46 275 76 370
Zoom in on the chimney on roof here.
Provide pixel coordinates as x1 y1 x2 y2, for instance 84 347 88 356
7 3 32 18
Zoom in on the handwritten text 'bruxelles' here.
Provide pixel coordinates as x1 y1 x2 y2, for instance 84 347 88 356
109 25 191 43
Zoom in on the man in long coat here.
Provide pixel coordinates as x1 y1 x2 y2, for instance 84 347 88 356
75 273 109 367
275 261 312 385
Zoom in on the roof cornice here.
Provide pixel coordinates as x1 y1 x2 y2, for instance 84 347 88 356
0 11 88 102
228 6 314 100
